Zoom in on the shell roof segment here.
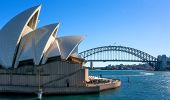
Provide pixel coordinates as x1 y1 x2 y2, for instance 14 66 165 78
41 37 61 64
57 36 84 60
0 5 41 68
15 23 59 67
0 5 84 68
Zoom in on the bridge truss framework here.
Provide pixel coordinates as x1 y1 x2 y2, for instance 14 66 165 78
79 46 159 70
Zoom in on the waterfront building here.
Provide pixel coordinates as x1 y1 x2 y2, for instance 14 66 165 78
0 5 120 95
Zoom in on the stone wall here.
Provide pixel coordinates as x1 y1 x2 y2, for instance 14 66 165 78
0 60 87 88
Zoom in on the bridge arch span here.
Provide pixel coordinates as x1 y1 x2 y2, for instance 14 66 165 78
79 46 157 67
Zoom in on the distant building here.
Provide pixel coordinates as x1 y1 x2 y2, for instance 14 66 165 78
157 55 170 70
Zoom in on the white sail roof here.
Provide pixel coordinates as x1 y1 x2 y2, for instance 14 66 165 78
18 34 34 61
0 5 85 68
70 46 83 59
57 36 84 60
14 23 59 67
41 37 61 64
0 5 41 68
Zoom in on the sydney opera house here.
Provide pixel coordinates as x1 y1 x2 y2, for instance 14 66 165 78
0 5 120 95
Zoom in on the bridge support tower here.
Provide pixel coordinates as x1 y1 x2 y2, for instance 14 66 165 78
90 61 93 70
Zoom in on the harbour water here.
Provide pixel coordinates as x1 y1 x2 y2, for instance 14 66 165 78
0 70 170 100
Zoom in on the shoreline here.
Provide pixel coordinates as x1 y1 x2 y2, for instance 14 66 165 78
0 79 121 96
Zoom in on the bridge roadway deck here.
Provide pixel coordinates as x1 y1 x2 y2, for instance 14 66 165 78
86 60 157 62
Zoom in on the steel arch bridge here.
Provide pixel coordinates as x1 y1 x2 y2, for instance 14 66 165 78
79 46 158 68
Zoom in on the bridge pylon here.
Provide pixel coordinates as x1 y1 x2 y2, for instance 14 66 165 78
90 61 93 69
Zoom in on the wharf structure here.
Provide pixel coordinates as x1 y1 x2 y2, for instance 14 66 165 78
0 5 121 95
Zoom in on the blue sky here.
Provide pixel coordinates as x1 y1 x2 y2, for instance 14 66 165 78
0 0 170 66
